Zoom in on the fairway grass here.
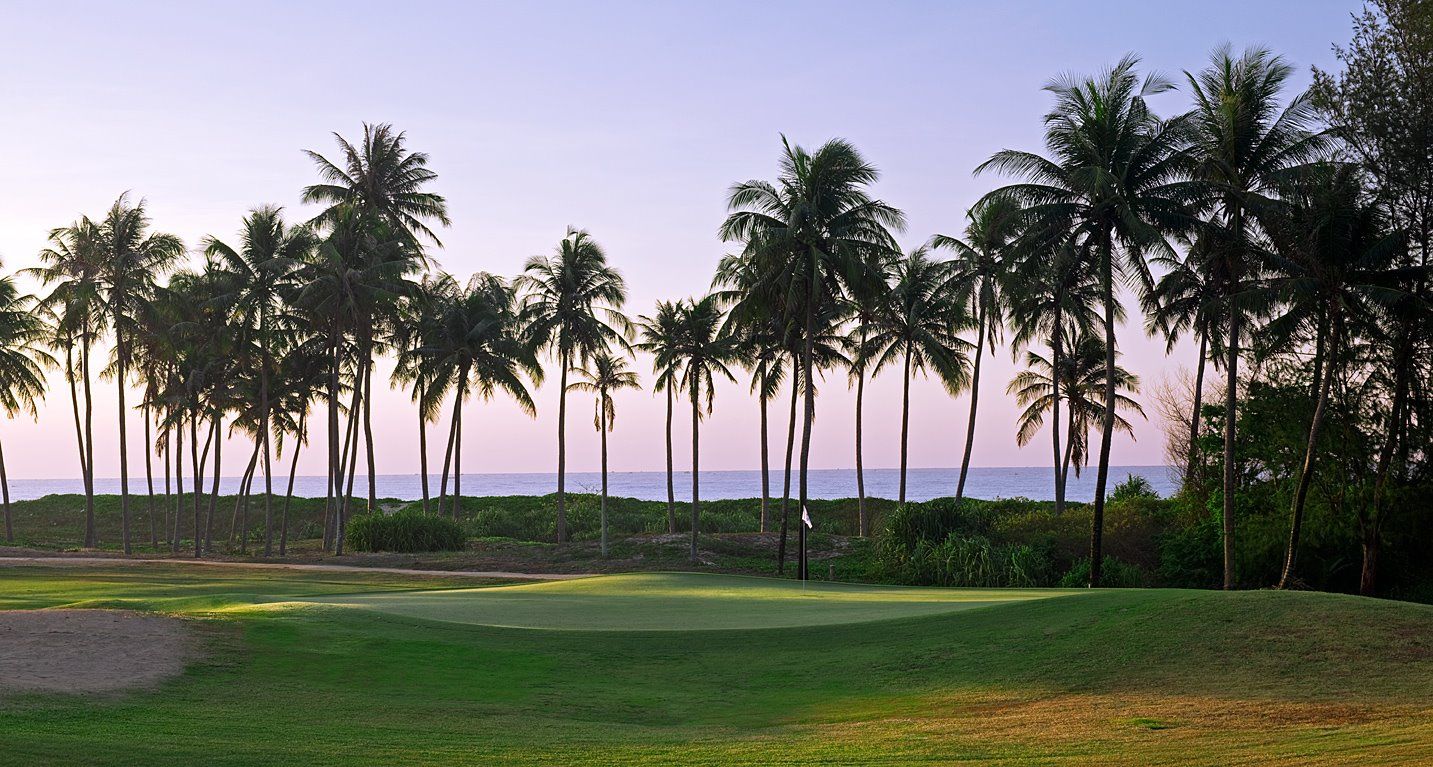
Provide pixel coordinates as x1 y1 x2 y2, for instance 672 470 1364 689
2 564 1432 765
300 572 1073 630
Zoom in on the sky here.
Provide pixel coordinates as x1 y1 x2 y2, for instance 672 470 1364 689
0 0 1360 481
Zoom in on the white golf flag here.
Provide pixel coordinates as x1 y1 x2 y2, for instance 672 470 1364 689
801 505 812 529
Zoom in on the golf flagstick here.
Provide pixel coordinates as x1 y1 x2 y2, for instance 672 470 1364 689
800 505 813 585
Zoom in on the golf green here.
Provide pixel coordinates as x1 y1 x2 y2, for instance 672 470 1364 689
298 572 1073 630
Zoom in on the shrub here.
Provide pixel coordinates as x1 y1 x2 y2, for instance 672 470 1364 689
348 511 467 553
1111 474 1159 502
1058 557 1147 588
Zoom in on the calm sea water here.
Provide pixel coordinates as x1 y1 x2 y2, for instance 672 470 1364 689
5 465 1177 503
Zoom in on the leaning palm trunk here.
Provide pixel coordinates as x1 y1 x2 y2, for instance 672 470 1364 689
898 346 913 505
144 403 157 548
1051 326 1066 515
776 377 798 573
260 340 275 556
1278 321 1339 589
206 416 223 554
453 381 465 519
956 305 987 502
1187 332 1208 484
760 361 772 534
230 441 260 549
854 357 868 535
555 354 570 543
280 416 306 557
689 381 701 563
0 438 11 542
437 396 460 517
599 391 610 558
190 411 202 558
363 344 377 512
417 380 430 514
81 340 97 548
65 345 91 546
1222 312 1241 590
1089 244 1117 588
337 372 363 556
664 386 675 534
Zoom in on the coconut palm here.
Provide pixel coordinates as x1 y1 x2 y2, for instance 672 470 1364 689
841 255 894 536
391 273 459 514
517 227 630 542
1256 164 1403 588
1184 45 1329 588
720 137 903 546
865 247 972 505
31 218 105 547
979 55 1190 585
671 295 743 562
0 263 53 541
930 193 1019 501
1009 333 1145 482
636 300 686 533
430 273 541 519
568 353 641 556
206 206 314 555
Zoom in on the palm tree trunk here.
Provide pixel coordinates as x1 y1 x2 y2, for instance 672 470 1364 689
144 403 157 548
689 383 700 563
854 359 868 535
1279 319 1338 589
1222 311 1242 590
600 392 609 558
230 441 259 549
338 372 363 556
260 338 275 556
65 344 91 547
453 381 464 520
162 420 171 546
956 305 987 502
1361 328 1412 596
760 360 772 534
281 416 305 557
776 374 798 573
116 346 132 555
171 419 182 553
363 346 376 512
898 346 912 506
81 339 96 548
798 268 817 582
325 335 340 552
0 437 11 543
418 379 430 514
664 386 675 534
206 415 222 554
1089 238 1117 588
190 411 202 558
556 354 570 543
1051 326 1066 515
1186 332 1208 484
438 393 460 518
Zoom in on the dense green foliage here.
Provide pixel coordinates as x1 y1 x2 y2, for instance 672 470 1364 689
346 511 466 553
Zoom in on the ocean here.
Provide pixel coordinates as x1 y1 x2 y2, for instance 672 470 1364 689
4 465 1178 503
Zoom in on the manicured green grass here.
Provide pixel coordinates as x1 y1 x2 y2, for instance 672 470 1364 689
2 564 1431 765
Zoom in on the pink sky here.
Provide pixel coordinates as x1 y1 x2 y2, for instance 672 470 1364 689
0 1 1354 479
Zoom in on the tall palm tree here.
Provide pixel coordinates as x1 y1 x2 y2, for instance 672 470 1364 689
671 296 742 562
517 227 629 543
865 247 972 505
206 206 313 556
841 255 894 536
720 137 903 546
930 194 1019 501
979 55 1190 585
431 273 541 519
1184 45 1329 589
568 353 640 556
304 123 446 513
391 273 459 514
0 262 52 542
32 218 104 547
1010 333 1144 484
1258 164 1402 588
636 300 686 534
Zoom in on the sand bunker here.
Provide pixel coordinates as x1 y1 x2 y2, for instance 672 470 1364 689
0 609 196 696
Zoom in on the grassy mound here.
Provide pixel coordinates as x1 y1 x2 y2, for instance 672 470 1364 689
1 564 1431 764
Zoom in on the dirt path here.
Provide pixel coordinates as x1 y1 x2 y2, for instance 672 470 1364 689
0 556 592 581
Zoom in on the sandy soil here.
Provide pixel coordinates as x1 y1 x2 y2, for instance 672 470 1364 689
0 555 590 580
0 609 197 696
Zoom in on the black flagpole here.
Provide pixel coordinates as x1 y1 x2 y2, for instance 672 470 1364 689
799 510 807 581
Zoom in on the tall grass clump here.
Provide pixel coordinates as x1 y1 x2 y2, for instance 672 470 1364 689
348 511 467 553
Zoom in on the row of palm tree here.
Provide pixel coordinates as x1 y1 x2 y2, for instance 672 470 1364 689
0 44 1424 591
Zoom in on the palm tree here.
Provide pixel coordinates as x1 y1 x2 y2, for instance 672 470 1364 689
720 137 903 549
32 218 104 547
431 273 541 519
92 194 184 554
636 300 686 534
304 123 446 513
841 255 894 536
568 353 640 556
206 206 313 556
517 227 629 543
979 55 1190 586
391 273 458 514
671 296 742 562
930 194 1019 501
1257 164 1402 588
1184 45 1329 589
0 262 52 542
1010 333 1145 484
865 247 972 505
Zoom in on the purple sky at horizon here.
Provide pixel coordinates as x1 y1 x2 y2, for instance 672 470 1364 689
0 0 1359 480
